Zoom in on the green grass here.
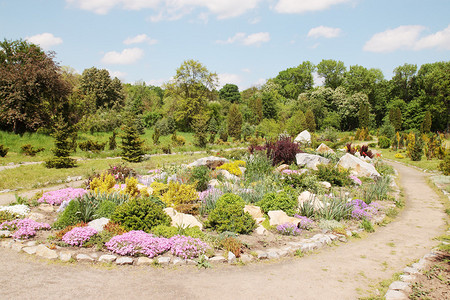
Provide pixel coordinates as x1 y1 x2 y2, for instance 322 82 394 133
0 152 208 190
376 147 442 171
0 129 246 165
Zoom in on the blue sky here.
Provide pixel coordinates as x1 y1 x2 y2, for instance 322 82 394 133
1 0 449 90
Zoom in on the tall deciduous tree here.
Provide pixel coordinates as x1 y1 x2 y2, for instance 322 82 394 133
0 39 71 133
227 104 242 140
389 107 403 132
273 61 315 100
317 59 346 89
305 109 316 132
219 83 241 103
358 102 370 129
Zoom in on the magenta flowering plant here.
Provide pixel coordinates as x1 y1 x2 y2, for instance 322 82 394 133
105 230 172 258
347 199 379 220
293 215 314 230
169 235 210 259
0 218 50 239
38 188 87 205
62 226 98 246
281 169 300 175
276 223 302 236
349 175 362 185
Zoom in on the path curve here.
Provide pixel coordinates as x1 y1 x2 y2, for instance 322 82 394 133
0 161 447 299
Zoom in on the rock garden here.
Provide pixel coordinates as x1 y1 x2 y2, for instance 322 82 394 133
0 135 400 267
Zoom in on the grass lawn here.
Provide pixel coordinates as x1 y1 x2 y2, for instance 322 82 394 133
377 148 442 171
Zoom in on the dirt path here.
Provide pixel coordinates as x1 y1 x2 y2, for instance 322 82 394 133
0 161 447 300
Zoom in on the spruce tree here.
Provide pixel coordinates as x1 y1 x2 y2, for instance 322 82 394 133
421 111 432 133
121 123 144 163
287 110 306 137
227 104 243 140
305 109 316 132
192 114 208 148
389 107 402 132
45 119 77 168
109 130 117 150
358 102 370 129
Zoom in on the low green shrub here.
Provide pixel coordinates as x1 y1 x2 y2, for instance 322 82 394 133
83 230 115 250
160 182 199 214
360 219 375 232
53 200 82 229
205 193 255 234
79 140 106 152
151 224 205 239
189 165 210 192
95 200 118 218
377 136 391 149
221 149 248 160
438 153 450 175
258 191 297 216
20 144 44 156
244 152 273 182
314 164 351 186
0 210 18 223
282 172 323 194
0 144 8 157
111 197 171 233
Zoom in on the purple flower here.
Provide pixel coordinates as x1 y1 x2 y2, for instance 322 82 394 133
349 175 362 185
38 188 87 205
0 218 50 239
293 215 314 230
169 235 210 259
276 223 302 236
62 226 97 246
347 199 379 220
105 231 172 258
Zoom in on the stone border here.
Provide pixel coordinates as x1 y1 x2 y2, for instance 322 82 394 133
0 230 362 267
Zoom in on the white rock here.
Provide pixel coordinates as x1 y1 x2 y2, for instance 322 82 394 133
320 181 331 189
294 130 311 144
255 225 267 235
38 204 54 213
216 169 239 181
295 153 330 170
99 254 117 263
0 230 11 237
186 259 197 266
239 254 253 264
209 256 226 263
267 250 279 259
239 167 246 175
255 251 268 259
76 253 94 262
25 241 37 247
403 266 419 275
208 179 221 188
316 143 335 154
116 257 133 265
187 156 229 169
35 244 58 260
297 191 324 211
268 210 300 226
388 281 410 291
275 164 290 173
385 290 408 300
227 251 236 263
59 251 72 262
163 207 177 217
11 242 24 252
157 256 171 265
22 246 37 255
337 153 380 178
88 218 110 232
172 257 185 265
27 212 46 222
170 213 203 230
135 257 153 266
244 205 264 219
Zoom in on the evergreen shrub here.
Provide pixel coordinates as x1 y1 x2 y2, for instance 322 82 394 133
20 144 44 156
377 136 391 149
258 191 297 216
0 144 8 157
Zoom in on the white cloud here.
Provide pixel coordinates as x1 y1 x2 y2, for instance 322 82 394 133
363 25 450 53
108 70 127 80
67 0 261 19
101 48 144 64
123 34 158 45
254 78 267 87
218 73 242 88
307 26 342 38
217 32 270 46
313 72 325 87
25 33 63 50
146 78 168 87
242 68 251 73
274 0 351 14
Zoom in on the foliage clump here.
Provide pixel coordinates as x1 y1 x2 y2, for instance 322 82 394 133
120 123 144 163
216 160 246 176
188 165 211 191
160 182 199 214
438 153 450 175
258 191 297 216
21 144 44 156
205 193 255 234
78 140 106 152
0 144 8 157
265 136 302 166
111 197 171 233
377 136 391 149
52 200 82 229
314 164 351 186
45 120 77 169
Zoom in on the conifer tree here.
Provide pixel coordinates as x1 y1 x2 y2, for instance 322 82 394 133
121 122 144 163
389 107 402 132
192 114 209 148
45 118 77 168
421 111 432 133
287 110 306 137
109 130 117 150
305 109 316 132
227 104 243 140
358 102 370 129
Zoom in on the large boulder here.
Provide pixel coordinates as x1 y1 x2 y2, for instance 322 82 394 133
268 210 301 227
88 217 110 232
187 156 229 169
244 205 264 219
337 153 380 178
316 143 335 154
295 153 330 170
216 169 239 181
294 130 311 145
165 209 203 230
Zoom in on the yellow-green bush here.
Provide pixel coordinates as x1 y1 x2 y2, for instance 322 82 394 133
121 177 149 198
161 182 199 214
217 160 246 176
394 153 405 159
89 172 116 193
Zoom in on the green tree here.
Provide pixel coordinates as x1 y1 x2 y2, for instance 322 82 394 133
389 107 403 132
121 122 144 163
261 92 278 120
0 39 71 134
192 113 209 148
249 96 263 125
219 83 241 103
79 67 124 109
273 61 315 99
421 111 432 133
45 117 77 169
286 110 306 137
305 109 316 132
317 59 346 89
227 104 242 140
391 63 418 102
358 102 370 129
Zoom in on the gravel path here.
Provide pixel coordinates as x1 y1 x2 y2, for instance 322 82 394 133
0 161 447 299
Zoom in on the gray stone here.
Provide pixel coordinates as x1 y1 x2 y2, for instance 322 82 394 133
320 181 332 189
298 191 324 211
337 153 380 178
403 266 419 275
38 204 54 213
186 259 198 266
389 281 410 291
295 153 330 170
227 251 236 264
255 225 267 235
267 250 280 259
136 257 153 266
22 246 37 255
399 274 415 282
209 256 226 263
239 254 253 264
411 261 426 271
268 210 300 226
187 156 229 169
385 290 408 300
76 253 94 262
116 257 133 265
172 257 185 265
216 169 239 181
208 179 221 188
163 207 177 217
99 254 117 263
316 143 335 154
157 256 171 265
170 213 203 230
27 212 46 222
294 130 311 144
88 217 110 232
25 241 37 247
255 250 268 259
0 230 11 238
59 251 72 262
36 244 58 260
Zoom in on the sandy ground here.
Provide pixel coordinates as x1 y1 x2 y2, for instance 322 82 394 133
0 161 447 300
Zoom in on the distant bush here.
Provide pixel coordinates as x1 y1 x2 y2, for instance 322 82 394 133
217 160 245 176
171 132 186 146
267 136 302 166
438 153 450 175
20 144 44 156
205 193 255 234
0 144 9 157
111 197 171 233
78 140 106 152
377 136 391 149
189 165 210 192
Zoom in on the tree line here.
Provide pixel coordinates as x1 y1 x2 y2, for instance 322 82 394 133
1 38 448 139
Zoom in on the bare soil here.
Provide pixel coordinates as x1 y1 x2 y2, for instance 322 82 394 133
0 161 448 300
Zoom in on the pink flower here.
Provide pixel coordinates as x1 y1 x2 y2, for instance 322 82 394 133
38 188 87 205
349 175 362 185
